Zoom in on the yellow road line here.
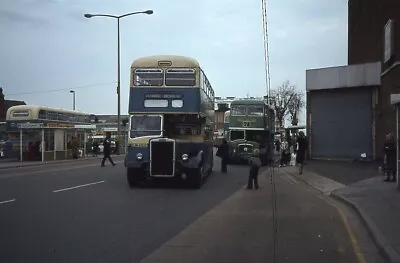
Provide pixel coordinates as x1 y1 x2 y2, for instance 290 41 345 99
282 172 367 263
325 197 367 263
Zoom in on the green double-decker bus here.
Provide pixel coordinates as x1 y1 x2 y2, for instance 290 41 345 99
227 99 275 165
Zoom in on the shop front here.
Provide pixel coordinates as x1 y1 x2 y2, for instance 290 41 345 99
5 121 96 162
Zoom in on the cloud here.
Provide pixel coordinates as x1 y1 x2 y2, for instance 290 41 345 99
0 0 349 115
0 9 47 25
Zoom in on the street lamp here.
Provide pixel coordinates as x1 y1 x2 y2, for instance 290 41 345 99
70 90 76 110
84 9 153 155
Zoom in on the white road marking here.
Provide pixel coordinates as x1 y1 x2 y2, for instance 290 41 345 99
52 180 105 193
0 199 16 205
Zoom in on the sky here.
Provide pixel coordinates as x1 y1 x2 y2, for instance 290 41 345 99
0 0 348 124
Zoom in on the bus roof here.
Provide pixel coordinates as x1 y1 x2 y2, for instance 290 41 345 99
230 99 266 106
131 55 200 68
6 105 89 115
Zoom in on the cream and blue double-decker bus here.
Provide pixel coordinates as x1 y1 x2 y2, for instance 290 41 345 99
124 55 215 189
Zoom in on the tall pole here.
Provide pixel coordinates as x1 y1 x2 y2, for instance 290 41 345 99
117 18 121 155
70 90 76 110
84 10 153 155
73 93 76 111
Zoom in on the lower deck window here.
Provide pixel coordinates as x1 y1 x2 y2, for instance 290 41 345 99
230 130 244 140
130 115 162 138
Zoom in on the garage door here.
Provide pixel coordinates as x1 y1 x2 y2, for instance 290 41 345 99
310 88 372 159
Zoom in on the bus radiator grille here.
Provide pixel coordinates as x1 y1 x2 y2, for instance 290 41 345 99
150 141 174 176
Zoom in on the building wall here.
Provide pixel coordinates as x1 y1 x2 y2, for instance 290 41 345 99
348 0 400 65
215 112 225 131
306 62 381 90
306 63 381 160
376 65 400 160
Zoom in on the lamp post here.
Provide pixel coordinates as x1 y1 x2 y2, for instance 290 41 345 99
84 9 153 154
70 90 76 110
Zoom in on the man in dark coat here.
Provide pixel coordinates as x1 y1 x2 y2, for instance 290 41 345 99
383 133 396 182
295 131 308 175
216 138 229 173
101 132 115 167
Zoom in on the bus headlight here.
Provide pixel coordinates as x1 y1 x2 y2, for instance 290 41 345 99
182 154 189 161
136 153 143 160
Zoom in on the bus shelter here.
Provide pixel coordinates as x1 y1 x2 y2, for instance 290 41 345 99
13 122 96 162
389 94 400 189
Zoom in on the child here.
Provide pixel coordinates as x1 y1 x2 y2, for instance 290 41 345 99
247 149 262 190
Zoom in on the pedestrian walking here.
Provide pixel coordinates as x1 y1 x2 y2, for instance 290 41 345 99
92 140 99 157
280 138 289 167
216 138 229 173
247 149 261 190
295 131 308 175
101 133 115 167
275 139 281 152
383 133 396 182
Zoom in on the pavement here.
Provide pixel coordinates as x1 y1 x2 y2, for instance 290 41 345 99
140 165 387 263
283 161 400 263
332 178 400 263
0 155 384 263
305 159 379 185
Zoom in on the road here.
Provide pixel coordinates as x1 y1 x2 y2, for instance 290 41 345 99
0 156 384 263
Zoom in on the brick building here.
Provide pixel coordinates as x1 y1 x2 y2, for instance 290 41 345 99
0 88 26 121
306 0 400 160
348 0 400 65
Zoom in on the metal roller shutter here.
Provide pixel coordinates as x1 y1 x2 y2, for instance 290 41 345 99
310 88 372 159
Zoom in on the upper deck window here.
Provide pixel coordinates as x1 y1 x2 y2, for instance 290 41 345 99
231 106 247 116
248 106 264 116
134 68 163 86
165 68 196 86
47 111 58 120
38 110 46 119
11 110 29 118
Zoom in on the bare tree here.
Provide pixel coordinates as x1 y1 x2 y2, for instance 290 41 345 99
269 81 296 129
287 91 305 126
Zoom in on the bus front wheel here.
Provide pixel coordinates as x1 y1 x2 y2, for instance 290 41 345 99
127 168 143 188
191 166 204 189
